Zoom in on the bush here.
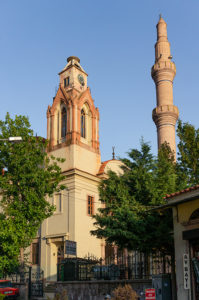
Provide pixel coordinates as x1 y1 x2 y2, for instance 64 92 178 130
111 284 138 300
47 286 68 300
0 294 5 300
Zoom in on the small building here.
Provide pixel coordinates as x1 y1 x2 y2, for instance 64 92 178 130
163 186 199 300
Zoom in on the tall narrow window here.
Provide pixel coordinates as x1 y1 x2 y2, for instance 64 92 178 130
190 209 199 221
57 112 59 141
87 195 94 216
64 77 70 87
56 194 62 213
61 107 67 138
32 243 39 265
81 109 86 138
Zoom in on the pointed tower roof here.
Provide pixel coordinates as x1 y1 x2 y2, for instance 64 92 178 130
156 14 168 43
59 56 87 75
158 14 166 24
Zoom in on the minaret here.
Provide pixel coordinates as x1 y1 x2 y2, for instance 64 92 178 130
151 16 179 158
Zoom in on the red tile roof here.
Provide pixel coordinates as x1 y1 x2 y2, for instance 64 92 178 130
164 185 199 200
98 160 115 175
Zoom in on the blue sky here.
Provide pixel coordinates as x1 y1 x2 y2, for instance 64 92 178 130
0 0 199 161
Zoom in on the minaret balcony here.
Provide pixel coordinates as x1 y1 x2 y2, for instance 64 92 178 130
151 60 176 75
152 105 179 126
151 61 176 83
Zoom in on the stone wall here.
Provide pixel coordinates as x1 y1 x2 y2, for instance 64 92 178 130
13 282 28 300
45 279 152 300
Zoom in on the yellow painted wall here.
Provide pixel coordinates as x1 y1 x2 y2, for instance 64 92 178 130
74 174 102 258
50 144 101 175
178 198 199 223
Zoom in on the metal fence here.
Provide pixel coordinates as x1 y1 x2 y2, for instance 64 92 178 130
58 251 172 281
2 267 44 298
2 270 29 283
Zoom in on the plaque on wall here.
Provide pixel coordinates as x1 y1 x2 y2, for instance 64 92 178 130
65 240 77 256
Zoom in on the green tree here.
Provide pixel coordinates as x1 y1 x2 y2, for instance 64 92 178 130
177 119 199 186
0 215 20 275
91 140 181 256
152 142 178 205
0 113 65 273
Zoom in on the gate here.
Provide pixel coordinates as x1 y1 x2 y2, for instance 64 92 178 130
29 267 44 298
2 266 44 298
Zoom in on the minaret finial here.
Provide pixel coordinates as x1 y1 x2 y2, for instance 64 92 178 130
112 146 115 160
159 13 162 20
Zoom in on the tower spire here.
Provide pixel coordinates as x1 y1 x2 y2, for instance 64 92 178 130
151 17 179 159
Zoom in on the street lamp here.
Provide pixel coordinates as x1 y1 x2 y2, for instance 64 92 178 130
0 137 22 142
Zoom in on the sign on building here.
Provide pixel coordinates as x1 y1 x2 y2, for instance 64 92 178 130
145 288 156 300
65 240 77 256
183 253 190 289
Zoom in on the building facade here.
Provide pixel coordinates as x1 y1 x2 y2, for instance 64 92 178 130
32 56 123 280
163 188 199 300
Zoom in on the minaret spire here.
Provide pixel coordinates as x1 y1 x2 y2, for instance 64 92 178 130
151 17 179 159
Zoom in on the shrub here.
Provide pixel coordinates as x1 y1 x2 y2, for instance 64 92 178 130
111 284 138 300
47 286 68 300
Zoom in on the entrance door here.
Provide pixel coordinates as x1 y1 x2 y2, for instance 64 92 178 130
57 243 64 265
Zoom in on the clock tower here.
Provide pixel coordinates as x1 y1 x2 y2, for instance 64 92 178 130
47 56 100 174
40 56 124 280
42 57 101 280
59 56 88 93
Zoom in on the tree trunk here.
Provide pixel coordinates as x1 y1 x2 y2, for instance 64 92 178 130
19 248 25 283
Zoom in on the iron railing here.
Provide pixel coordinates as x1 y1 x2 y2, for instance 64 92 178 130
57 251 172 281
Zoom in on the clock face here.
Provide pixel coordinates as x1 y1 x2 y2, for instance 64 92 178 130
78 74 85 86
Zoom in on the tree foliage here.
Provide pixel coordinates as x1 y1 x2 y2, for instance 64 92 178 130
91 140 178 255
92 119 199 256
0 113 65 273
177 120 199 186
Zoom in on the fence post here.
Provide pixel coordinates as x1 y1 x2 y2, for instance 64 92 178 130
100 258 102 279
57 263 59 281
28 266 32 299
163 255 166 274
42 270 44 298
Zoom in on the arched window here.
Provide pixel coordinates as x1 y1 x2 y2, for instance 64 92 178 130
61 107 67 138
190 209 199 221
81 109 86 138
